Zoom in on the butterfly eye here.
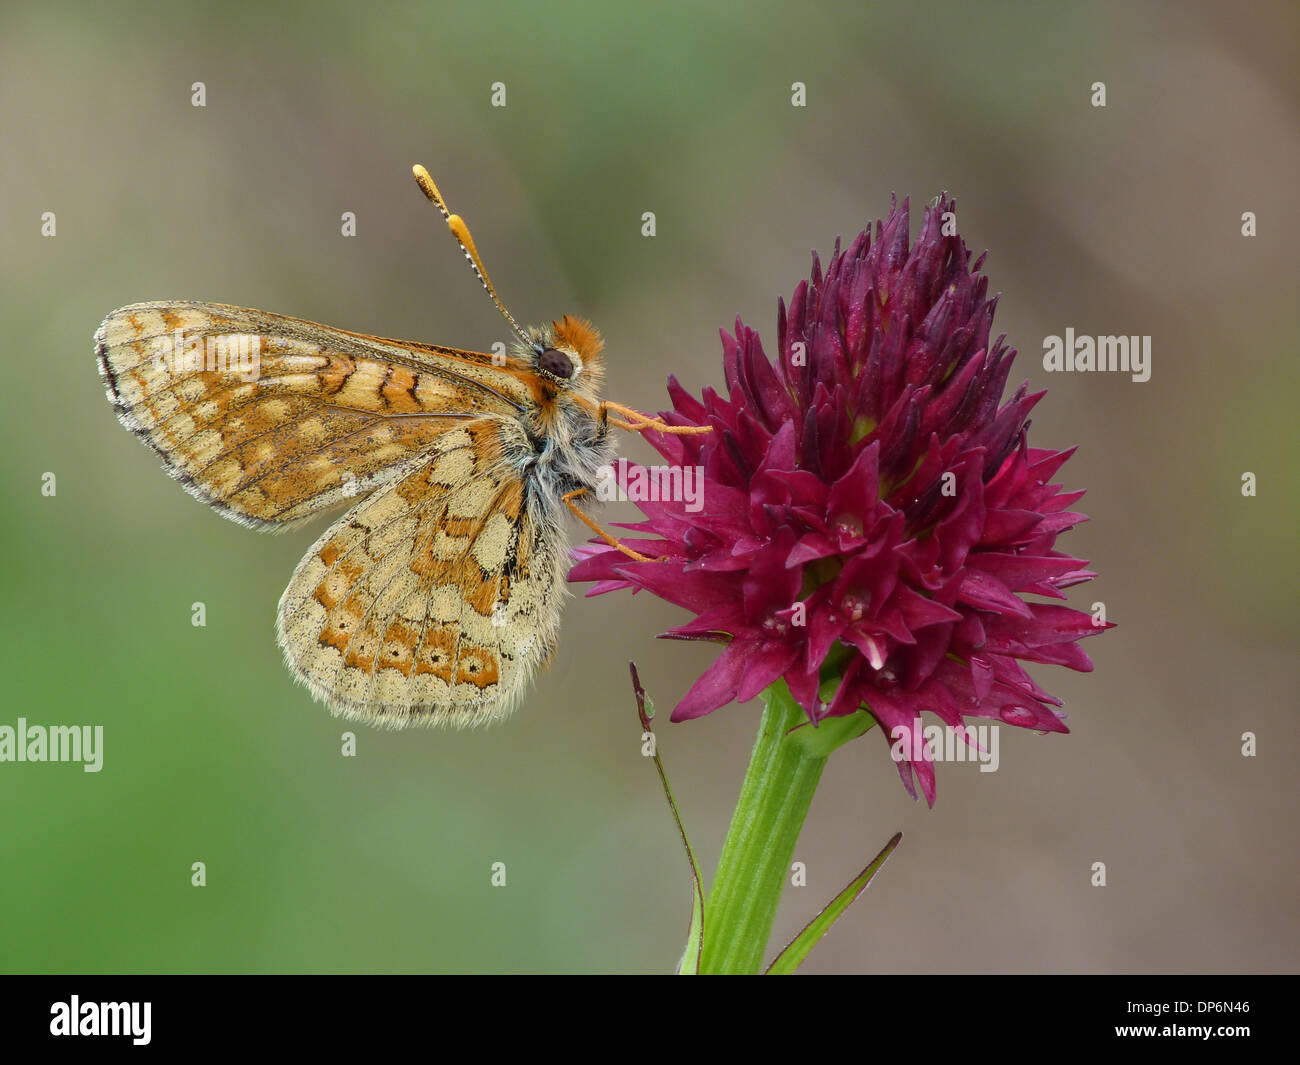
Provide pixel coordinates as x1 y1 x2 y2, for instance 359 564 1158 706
538 347 575 380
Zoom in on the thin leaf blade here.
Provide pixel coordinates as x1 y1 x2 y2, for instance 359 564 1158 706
630 662 705 974
765 831 902 975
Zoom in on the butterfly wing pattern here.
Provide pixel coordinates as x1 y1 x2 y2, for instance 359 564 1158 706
276 420 566 726
96 300 582 726
95 301 532 527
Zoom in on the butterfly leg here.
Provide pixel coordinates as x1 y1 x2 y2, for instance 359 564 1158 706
562 489 656 562
573 395 712 436
598 401 713 435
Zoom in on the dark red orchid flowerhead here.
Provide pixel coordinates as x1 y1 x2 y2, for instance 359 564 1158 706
571 196 1109 804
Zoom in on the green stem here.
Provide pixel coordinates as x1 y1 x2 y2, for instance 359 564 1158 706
700 681 827 975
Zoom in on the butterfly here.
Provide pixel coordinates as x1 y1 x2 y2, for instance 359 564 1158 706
95 165 707 728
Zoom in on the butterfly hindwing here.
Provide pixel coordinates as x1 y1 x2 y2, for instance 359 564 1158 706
276 417 568 726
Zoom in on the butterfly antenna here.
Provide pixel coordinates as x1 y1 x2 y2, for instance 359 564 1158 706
412 164 535 350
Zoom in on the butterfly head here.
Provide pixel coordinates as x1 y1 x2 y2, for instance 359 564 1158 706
522 314 605 401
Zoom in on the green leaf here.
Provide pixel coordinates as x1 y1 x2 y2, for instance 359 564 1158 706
764 831 902 975
785 705 876 759
630 663 705 974
678 872 705 976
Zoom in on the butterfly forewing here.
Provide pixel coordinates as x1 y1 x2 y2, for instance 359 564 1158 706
95 300 538 527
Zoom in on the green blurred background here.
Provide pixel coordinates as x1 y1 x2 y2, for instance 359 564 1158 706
2 0 1296 973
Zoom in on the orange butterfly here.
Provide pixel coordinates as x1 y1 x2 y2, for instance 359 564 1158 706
95 165 706 728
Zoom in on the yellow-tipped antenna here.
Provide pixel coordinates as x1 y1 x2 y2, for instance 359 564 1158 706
412 164 534 349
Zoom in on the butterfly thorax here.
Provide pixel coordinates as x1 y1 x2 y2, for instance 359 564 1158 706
511 316 615 508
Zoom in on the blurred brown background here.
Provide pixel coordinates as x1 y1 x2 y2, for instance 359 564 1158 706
0 0 1295 972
